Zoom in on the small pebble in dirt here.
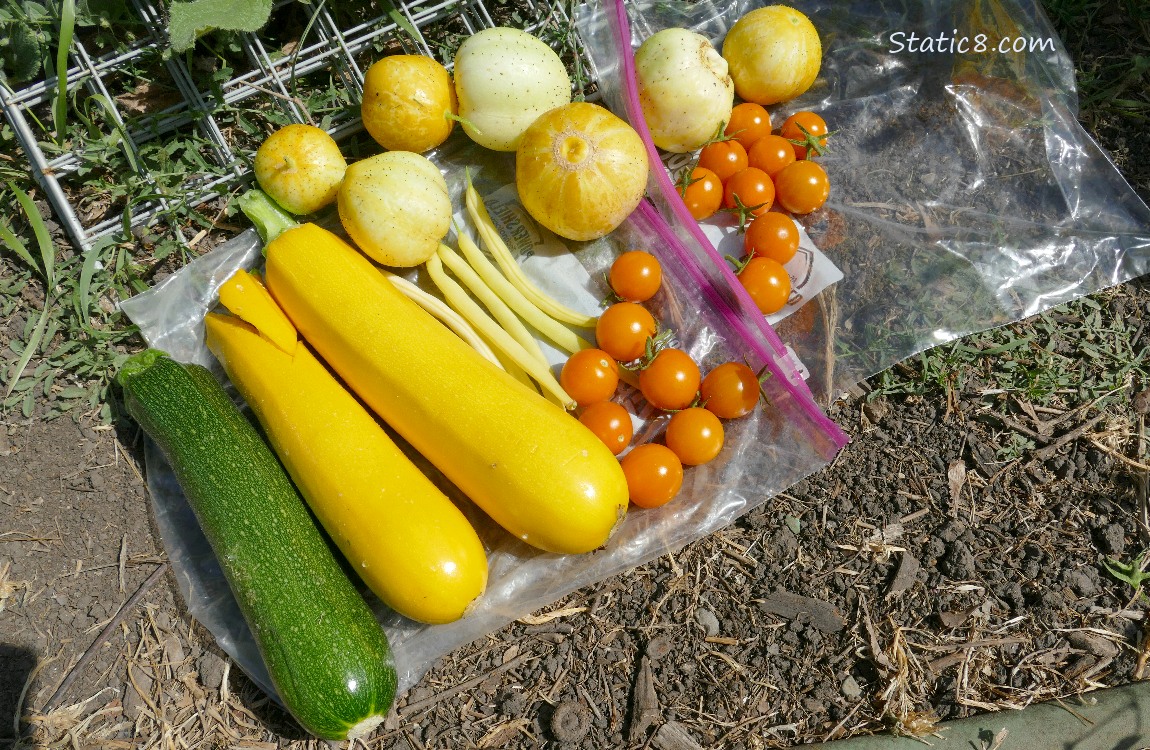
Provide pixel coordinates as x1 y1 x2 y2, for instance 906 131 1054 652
939 540 976 579
1062 568 1099 598
646 635 673 662
196 652 226 692
1096 523 1126 556
694 608 720 637
549 701 592 743
840 675 863 700
499 690 527 717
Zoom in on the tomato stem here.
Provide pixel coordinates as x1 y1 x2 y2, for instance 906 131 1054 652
720 193 769 232
785 122 835 157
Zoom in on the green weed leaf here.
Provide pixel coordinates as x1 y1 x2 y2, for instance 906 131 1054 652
53 0 76 142
167 0 274 53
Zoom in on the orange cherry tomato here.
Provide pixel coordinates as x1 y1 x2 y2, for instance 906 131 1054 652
774 160 830 214
738 256 792 315
700 362 761 419
665 407 725 466
724 102 772 151
698 140 749 183
680 167 723 221
620 443 684 508
578 401 633 456
747 134 796 178
596 302 657 363
609 250 662 302
560 348 618 406
744 212 799 264
779 111 829 159
638 348 701 411
722 167 774 218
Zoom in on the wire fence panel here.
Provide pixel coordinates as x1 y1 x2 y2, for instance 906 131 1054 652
2 0 591 251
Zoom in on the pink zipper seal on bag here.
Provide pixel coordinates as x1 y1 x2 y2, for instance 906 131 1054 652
607 0 848 453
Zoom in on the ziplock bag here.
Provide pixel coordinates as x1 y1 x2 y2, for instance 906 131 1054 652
120 130 848 697
579 0 1150 405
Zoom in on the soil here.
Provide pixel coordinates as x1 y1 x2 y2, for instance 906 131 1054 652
3 3 1150 750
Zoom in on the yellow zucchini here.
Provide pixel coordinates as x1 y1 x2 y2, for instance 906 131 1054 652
205 273 488 624
263 223 629 555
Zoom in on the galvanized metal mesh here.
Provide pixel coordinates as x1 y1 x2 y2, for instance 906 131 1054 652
2 0 593 251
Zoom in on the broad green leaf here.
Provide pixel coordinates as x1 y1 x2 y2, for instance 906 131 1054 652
167 0 274 53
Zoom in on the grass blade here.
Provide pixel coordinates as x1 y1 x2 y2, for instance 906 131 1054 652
54 0 77 143
0 219 40 275
5 299 51 399
76 240 107 327
9 184 55 285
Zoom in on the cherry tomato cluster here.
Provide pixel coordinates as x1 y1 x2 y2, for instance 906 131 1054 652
678 105 833 316
561 250 768 510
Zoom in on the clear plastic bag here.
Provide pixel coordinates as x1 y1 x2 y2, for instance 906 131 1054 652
578 0 1150 404
120 134 847 696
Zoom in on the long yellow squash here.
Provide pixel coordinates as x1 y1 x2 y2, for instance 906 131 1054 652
205 271 488 624
263 223 629 554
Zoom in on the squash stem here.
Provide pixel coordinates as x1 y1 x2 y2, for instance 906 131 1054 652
116 349 168 388
238 189 300 247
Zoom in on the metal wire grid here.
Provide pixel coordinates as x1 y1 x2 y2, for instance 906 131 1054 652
2 0 593 252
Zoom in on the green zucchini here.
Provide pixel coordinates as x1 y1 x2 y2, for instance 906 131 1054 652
118 350 396 740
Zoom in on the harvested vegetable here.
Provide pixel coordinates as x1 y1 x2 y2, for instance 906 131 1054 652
638 347 700 411
738 256 791 315
241 191 504 370
701 362 762 419
435 243 548 367
620 443 683 508
253 124 346 215
722 5 822 105
698 138 748 183
779 111 830 159
560 348 619 407
634 28 733 153
361 55 456 153
337 150 450 267
465 176 598 328
453 27 571 152
425 248 572 407
724 102 772 150
744 212 799 264
455 227 592 354
252 216 628 554
774 159 830 214
117 351 396 740
207 273 489 625
723 167 775 220
679 166 723 221
578 401 633 456
515 101 649 242
609 250 662 302
382 271 503 368
665 407 725 466
596 302 656 363
747 134 796 177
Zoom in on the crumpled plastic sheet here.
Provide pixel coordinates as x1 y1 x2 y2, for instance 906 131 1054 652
120 137 846 697
580 0 1150 404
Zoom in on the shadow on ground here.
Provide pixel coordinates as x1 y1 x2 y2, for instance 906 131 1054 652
1 644 37 742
